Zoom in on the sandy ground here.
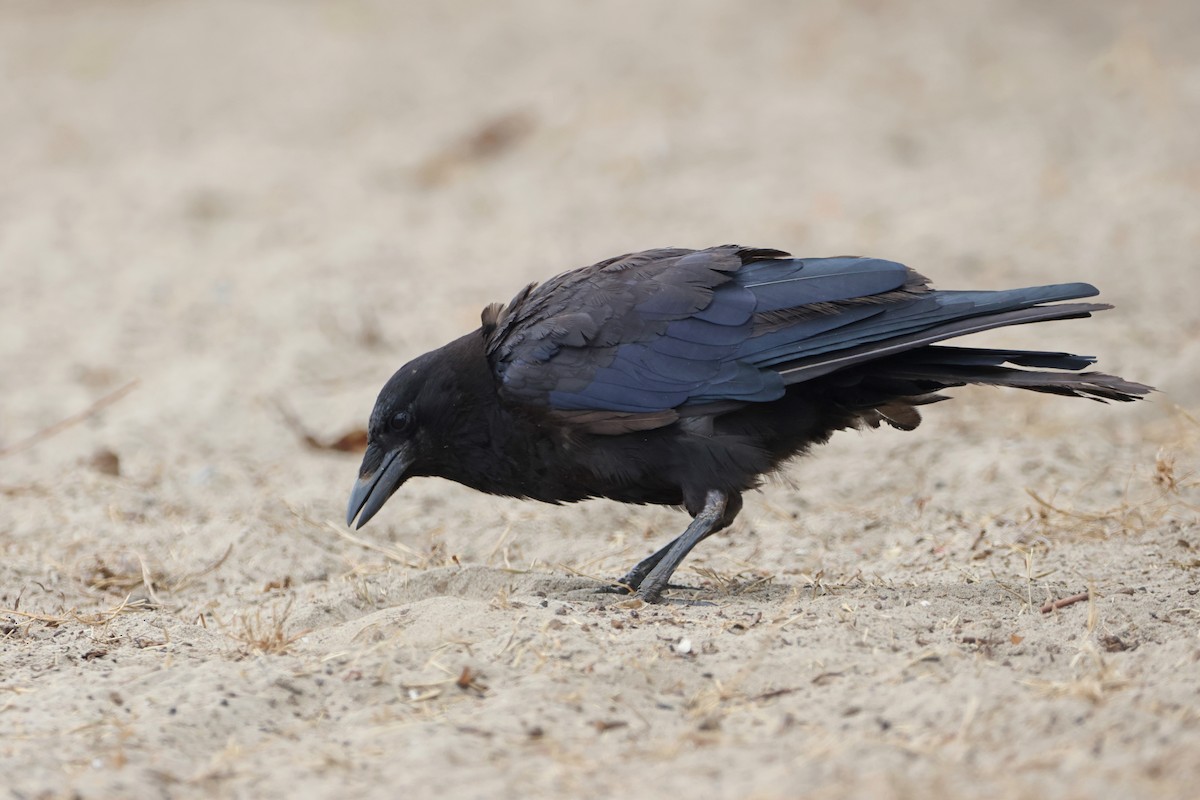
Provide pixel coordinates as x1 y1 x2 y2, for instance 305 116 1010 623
3 1 1199 798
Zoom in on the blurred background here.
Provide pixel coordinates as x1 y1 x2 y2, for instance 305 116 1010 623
3 1 1197 455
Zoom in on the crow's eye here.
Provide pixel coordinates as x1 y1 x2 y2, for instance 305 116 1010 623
389 410 413 433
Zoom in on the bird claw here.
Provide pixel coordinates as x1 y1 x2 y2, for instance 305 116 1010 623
634 585 715 606
595 582 636 596
594 579 699 603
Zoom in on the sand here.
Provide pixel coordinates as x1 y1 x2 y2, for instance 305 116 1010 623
2 1 1199 798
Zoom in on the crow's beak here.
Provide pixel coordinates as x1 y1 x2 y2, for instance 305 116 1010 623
346 443 413 529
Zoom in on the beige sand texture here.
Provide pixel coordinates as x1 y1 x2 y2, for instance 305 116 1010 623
3 1 1199 798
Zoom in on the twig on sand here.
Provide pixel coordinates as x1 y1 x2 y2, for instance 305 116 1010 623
275 400 367 453
0 379 140 458
1041 591 1090 614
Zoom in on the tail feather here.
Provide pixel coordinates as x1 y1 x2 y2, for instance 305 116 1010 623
850 343 1152 403
874 362 1151 403
777 302 1111 384
903 345 1097 371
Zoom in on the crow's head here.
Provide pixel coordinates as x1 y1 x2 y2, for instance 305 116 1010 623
346 345 466 529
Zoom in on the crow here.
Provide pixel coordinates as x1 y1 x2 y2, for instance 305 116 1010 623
347 245 1150 602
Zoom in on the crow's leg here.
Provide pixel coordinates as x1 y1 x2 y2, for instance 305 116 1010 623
603 539 678 593
634 490 741 603
602 493 743 594
598 538 693 595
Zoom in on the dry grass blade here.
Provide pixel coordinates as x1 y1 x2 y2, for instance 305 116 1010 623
556 561 621 588
325 522 425 568
0 595 151 629
0 379 140 458
83 554 152 594
1027 478 1196 538
169 544 235 593
1023 648 1128 704
225 599 307 655
82 545 233 598
691 566 775 596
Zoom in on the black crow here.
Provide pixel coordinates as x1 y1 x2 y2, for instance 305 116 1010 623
347 246 1150 601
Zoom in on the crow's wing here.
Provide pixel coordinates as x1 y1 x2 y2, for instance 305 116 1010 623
484 246 904 423
482 245 1107 432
